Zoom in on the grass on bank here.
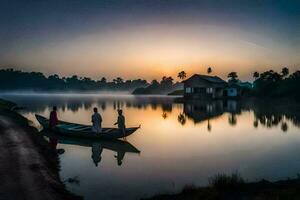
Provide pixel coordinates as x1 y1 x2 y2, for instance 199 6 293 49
145 172 300 200
209 172 245 191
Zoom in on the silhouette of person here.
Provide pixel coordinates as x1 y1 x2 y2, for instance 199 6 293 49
114 151 125 166
91 107 102 133
91 143 103 167
49 137 65 155
114 109 126 136
49 106 58 129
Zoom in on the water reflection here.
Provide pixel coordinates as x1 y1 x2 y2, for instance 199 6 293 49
162 112 168 119
1 94 300 200
183 100 228 124
2 94 175 113
91 143 103 166
181 99 300 132
248 101 300 131
177 113 186 126
2 94 299 133
41 130 140 167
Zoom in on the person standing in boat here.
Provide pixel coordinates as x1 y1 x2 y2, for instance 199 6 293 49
92 107 102 133
49 106 58 129
114 109 126 136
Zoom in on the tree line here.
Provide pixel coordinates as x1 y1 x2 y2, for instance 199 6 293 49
223 67 299 98
0 69 148 92
251 67 300 98
0 68 181 92
0 67 299 98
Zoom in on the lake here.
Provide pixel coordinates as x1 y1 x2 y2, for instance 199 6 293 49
1 93 300 200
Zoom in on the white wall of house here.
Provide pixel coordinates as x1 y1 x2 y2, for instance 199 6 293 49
227 88 237 97
185 87 192 93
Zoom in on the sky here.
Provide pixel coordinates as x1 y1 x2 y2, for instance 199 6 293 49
0 0 300 81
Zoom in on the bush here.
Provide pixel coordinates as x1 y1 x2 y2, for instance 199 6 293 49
209 172 245 191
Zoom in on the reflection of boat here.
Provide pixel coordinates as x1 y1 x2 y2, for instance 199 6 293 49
41 130 140 166
36 114 140 139
40 129 141 154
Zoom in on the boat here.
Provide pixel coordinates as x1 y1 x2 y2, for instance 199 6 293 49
40 129 140 154
35 114 140 139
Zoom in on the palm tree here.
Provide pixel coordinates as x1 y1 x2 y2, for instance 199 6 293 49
253 71 259 80
151 79 159 86
177 71 186 80
281 67 289 78
207 67 212 74
100 77 107 83
177 113 186 125
113 77 124 84
227 72 238 83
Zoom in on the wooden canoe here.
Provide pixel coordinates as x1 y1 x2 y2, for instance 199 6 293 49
35 114 140 139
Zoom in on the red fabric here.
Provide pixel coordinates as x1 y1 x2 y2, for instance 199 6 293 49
49 111 58 128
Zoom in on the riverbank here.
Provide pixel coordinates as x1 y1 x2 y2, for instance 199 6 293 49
0 99 81 200
145 173 300 200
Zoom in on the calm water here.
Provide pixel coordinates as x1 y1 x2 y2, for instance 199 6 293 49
1 93 300 200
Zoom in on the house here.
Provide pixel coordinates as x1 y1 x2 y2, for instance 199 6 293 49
225 81 253 98
225 83 241 97
182 74 227 99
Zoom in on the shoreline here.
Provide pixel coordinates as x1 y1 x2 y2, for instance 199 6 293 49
0 99 81 200
145 175 300 200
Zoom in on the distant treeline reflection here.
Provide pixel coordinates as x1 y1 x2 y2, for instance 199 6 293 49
181 100 299 132
14 96 300 132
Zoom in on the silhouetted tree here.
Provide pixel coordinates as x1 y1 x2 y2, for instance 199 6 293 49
160 76 173 88
207 67 212 74
290 70 300 79
281 67 289 78
253 71 259 80
177 71 187 80
151 79 159 86
113 77 124 84
0 69 148 92
100 77 107 84
227 72 238 83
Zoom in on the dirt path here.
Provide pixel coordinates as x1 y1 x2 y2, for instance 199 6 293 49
0 113 81 200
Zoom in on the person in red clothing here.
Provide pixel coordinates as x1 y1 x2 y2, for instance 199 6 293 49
49 106 58 129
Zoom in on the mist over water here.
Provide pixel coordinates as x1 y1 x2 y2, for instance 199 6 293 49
1 93 300 200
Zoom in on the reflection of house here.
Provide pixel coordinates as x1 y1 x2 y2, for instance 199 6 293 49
183 74 227 99
183 100 241 124
183 101 226 123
